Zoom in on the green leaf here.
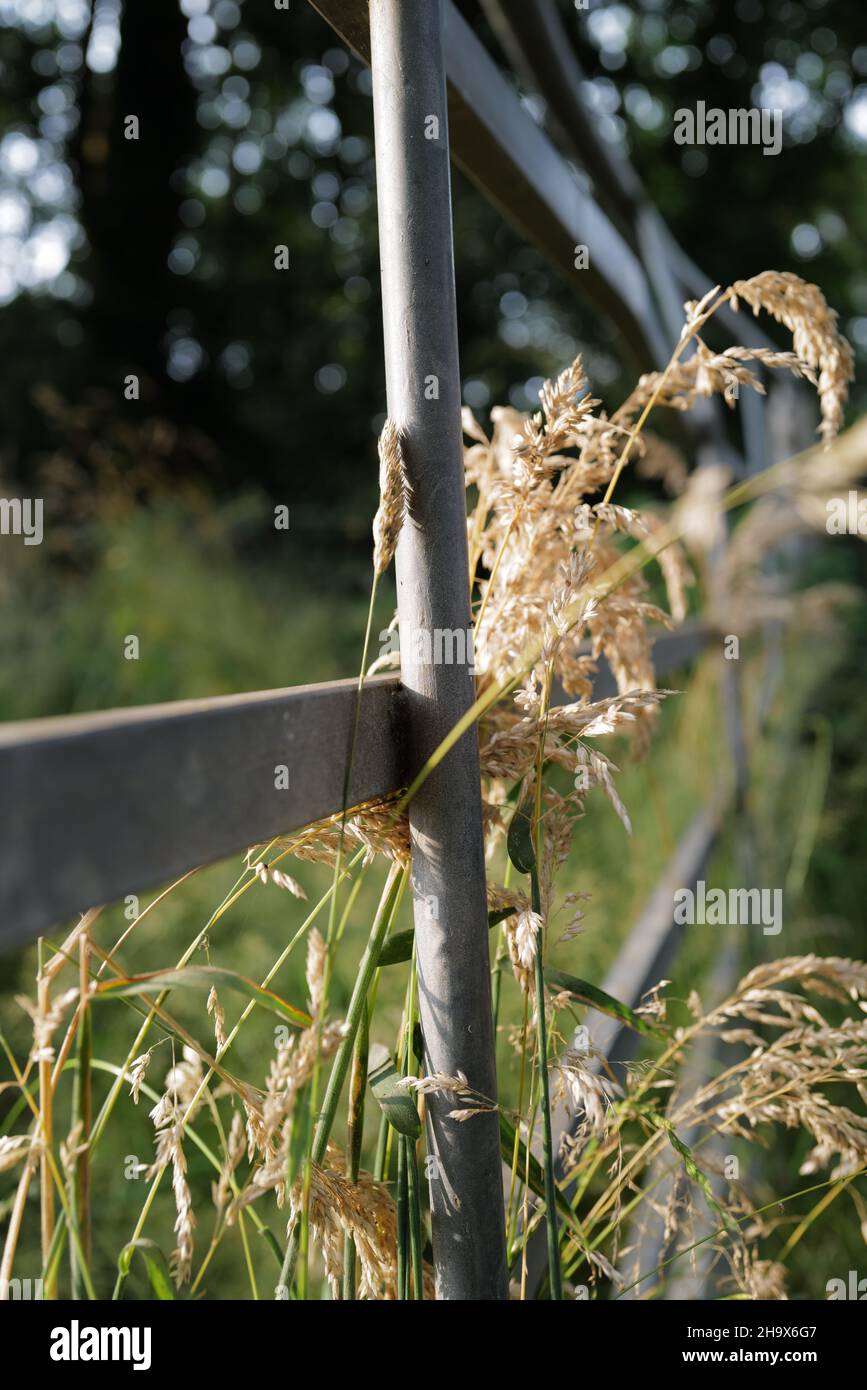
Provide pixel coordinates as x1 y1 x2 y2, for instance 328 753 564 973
411 1022 424 1069
378 908 518 968
117 1240 174 1300
287 1081 312 1191
377 929 416 967
258 1226 285 1270
545 969 668 1040
368 1053 421 1139
498 1112 583 1240
488 906 519 929
507 800 537 874
499 1111 547 1202
94 965 312 1030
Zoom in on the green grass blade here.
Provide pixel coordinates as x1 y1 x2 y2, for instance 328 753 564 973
117 1239 175 1300
93 965 312 1030
545 968 668 1040
279 863 405 1294
507 801 537 874
650 1111 739 1235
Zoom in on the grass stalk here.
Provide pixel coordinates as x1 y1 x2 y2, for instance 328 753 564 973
528 656 562 1301
280 861 406 1293
400 945 423 1299
406 1137 424 1299
101 853 368 1296
300 573 380 1293
505 993 530 1255
69 925 92 1298
529 925 563 1298
491 859 513 1031
37 941 57 1299
396 1134 408 1300
342 996 370 1300
372 1106 390 1181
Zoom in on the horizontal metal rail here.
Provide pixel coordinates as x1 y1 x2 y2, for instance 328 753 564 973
480 0 643 232
0 626 713 949
308 0 671 368
481 0 779 360
0 676 405 948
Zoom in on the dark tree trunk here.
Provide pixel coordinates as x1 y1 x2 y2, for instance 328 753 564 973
73 0 197 394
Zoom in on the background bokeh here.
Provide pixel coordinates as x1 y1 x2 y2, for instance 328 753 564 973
1 0 867 576
0 0 865 1300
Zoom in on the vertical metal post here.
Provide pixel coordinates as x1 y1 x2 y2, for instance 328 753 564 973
369 0 508 1300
